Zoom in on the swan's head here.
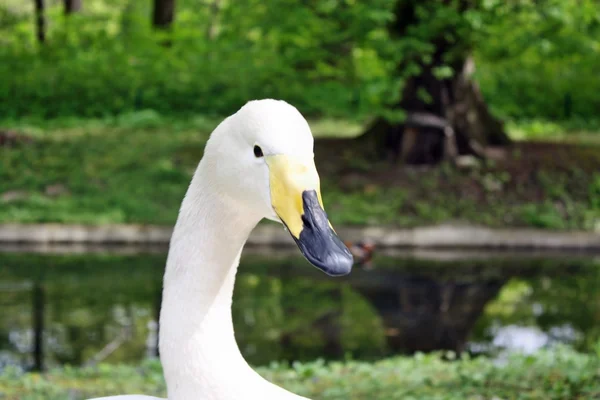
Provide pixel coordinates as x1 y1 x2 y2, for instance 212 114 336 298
202 99 353 276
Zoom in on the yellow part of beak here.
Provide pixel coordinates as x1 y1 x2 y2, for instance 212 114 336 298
265 154 325 238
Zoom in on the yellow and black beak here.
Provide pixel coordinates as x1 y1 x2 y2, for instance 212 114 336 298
266 155 353 276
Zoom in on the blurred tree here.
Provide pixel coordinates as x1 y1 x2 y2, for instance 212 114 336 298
33 0 45 43
356 1 510 165
153 0 175 29
64 0 82 15
2 0 597 123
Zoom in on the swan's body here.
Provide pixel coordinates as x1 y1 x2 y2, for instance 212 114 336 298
90 99 353 400
92 397 162 399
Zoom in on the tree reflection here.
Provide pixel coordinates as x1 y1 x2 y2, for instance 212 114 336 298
0 252 597 370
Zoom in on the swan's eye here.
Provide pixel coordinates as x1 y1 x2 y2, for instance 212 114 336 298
253 145 264 158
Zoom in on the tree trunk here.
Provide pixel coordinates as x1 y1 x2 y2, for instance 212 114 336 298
32 282 45 371
356 1 510 165
206 0 221 40
152 0 175 29
64 0 82 14
34 0 46 44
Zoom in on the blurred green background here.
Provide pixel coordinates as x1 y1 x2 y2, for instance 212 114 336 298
1 0 599 122
1 0 600 230
1 0 600 399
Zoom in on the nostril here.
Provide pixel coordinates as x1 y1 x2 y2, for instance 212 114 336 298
301 213 312 227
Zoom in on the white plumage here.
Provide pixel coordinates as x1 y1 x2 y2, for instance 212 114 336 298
89 100 331 400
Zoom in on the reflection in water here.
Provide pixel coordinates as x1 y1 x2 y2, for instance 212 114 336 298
0 248 598 372
358 276 506 354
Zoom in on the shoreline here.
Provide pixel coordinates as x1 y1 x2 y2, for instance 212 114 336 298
1 223 599 251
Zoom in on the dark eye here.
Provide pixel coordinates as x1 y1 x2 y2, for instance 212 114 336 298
253 145 263 158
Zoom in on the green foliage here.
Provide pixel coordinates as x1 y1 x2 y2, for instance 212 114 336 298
0 0 399 120
475 0 600 120
0 347 599 399
589 173 600 230
0 0 598 123
518 202 568 229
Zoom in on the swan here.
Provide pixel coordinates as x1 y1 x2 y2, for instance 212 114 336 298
91 99 354 400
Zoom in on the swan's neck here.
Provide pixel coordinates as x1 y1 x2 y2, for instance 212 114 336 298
159 168 306 400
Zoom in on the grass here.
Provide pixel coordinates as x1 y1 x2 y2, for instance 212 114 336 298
506 118 600 144
1 347 599 399
0 112 364 225
1 113 599 229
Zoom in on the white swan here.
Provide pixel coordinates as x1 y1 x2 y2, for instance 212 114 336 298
91 99 354 400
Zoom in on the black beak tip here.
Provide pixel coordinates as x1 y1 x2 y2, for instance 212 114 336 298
291 190 355 277
305 248 354 277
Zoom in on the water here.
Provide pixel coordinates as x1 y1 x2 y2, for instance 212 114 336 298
0 244 598 372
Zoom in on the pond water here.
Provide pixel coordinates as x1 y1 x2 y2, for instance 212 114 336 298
0 245 598 373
